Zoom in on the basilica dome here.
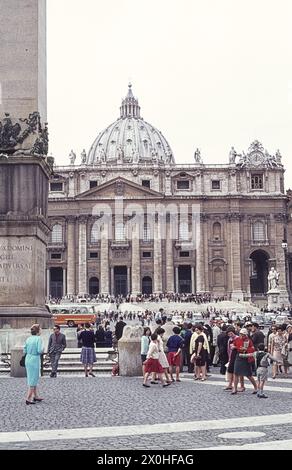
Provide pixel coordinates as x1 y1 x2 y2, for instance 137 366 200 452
86 85 175 166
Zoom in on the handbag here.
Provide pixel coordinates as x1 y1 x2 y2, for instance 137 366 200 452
19 355 26 367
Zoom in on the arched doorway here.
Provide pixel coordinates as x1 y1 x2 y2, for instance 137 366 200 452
89 277 99 296
250 250 269 295
142 276 152 295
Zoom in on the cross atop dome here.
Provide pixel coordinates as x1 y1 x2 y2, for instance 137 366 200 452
120 84 141 119
127 83 134 98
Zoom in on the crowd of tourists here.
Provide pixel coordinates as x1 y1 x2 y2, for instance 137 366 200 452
140 317 292 396
21 307 292 404
47 292 226 306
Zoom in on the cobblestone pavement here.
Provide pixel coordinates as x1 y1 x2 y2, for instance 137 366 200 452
0 371 292 450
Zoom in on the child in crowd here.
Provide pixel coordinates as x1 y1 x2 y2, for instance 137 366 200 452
143 334 171 388
166 327 184 382
239 343 282 398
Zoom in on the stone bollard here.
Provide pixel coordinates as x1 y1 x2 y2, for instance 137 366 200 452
10 348 26 378
118 325 143 376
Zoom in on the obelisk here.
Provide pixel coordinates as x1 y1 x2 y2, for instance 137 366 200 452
0 0 53 342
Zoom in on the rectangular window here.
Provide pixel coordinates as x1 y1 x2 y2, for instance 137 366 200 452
251 174 264 190
179 221 189 241
253 222 266 241
211 180 221 190
50 182 63 192
90 181 98 189
177 180 190 190
89 252 98 259
180 251 190 257
50 253 62 260
142 252 152 258
142 180 151 188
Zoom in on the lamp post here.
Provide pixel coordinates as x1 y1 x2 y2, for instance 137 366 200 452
281 239 290 304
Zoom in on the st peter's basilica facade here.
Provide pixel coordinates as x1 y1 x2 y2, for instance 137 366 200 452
46 85 290 305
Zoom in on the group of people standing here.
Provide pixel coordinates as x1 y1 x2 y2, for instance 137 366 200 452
142 326 184 387
23 323 66 404
140 317 292 398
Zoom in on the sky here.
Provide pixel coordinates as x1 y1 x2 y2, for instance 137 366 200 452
47 0 292 187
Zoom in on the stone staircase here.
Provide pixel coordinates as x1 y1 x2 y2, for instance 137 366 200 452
0 348 118 376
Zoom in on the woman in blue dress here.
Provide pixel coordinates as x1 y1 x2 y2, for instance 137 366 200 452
24 324 44 405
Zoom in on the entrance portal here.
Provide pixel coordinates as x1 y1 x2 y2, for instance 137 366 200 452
142 276 153 295
89 277 99 295
114 266 128 296
50 268 63 299
250 250 269 295
178 266 191 293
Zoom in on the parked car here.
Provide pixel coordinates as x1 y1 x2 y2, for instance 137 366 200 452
172 315 184 325
275 315 290 325
263 313 276 325
251 315 265 329
192 314 203 324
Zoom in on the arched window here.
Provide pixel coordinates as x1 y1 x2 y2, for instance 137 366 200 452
115 222 126 241
51 224 63 244
253 221 265 241
143 223 151 242
213 222 222 241
179 221 189 241
214 267 224 286
91 222 100 243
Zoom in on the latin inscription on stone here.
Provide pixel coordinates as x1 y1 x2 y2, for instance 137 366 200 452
0 240 34 300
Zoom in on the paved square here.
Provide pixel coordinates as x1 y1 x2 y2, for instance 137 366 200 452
0 372 292 450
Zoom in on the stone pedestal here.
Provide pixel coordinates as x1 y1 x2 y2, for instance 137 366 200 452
118 325 143 376
267 289 281 310
10 347 26 378
0 328 51 354
0 157 53 331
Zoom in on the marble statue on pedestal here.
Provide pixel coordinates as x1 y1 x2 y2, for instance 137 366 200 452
268 267 280 291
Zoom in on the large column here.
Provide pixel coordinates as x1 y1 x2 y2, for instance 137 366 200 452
229 213 244 301
196 214 206 293
63 268 67 297
274 214 289 304
153 216 162 293
46 268 50 300
131 223 141 295
100 222 110 295
110 268 114 296
127 267 131 294
175 266 179 293
78 216 87 295
191 266 196 294
67 216 76 295
166 216 174 292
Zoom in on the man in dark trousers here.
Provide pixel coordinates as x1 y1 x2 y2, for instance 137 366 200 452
48 325 67 377
251 322 265 349
115 317 127 342
217 324 228 375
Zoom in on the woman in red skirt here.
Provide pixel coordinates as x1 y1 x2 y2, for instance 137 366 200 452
143 334 171 388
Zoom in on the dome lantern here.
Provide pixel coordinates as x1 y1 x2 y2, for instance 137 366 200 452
120 83 141 119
